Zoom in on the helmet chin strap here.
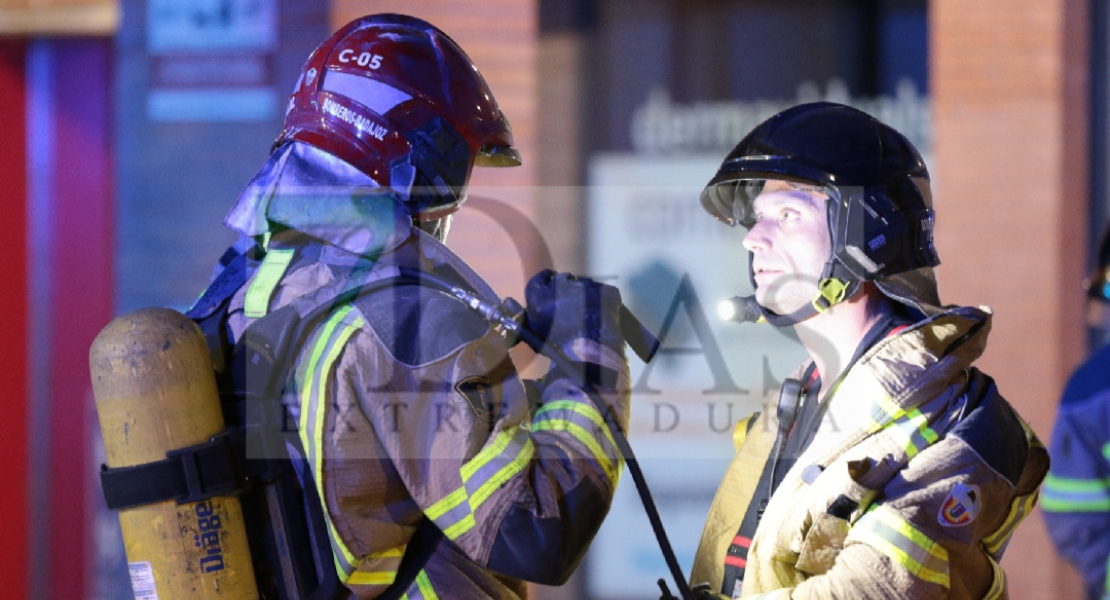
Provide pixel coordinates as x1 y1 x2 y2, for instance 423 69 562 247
415 215 453 244
749 255 861 327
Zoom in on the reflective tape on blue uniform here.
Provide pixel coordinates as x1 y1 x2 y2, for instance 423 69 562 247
1041 474 1110 513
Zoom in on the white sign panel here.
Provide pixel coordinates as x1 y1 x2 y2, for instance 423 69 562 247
585 154 808 598
146 0 278 122
148 0 277 54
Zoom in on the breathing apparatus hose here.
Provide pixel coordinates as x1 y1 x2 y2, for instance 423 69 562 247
267 267 690 599
392 268 694 600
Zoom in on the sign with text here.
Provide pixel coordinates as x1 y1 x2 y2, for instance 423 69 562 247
585 154 808 598
146 0 278 122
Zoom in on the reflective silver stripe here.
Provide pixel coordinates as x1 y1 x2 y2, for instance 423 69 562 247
533 399 623 486
887 408 938 458
346 546 405 588
298 305 365 578
424 427 535 541
867 391 907 432
853 508 950 588
322 70 411 115
534 399 620 458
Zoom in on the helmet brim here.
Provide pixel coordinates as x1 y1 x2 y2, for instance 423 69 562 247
475 144 522 167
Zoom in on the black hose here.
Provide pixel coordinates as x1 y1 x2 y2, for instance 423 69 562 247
390 268 693 600
285 268 691 599
513 322 693 600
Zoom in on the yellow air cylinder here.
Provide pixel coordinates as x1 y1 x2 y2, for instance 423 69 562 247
91 307 258 599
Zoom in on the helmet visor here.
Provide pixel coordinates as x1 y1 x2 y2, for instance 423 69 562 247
700 176 838 228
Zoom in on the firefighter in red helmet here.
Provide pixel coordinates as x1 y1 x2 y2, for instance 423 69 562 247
188 14 629 599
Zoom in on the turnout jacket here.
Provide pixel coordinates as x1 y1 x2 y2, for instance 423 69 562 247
1042 342 1110 600
691 306 1048 599
221 225 630 599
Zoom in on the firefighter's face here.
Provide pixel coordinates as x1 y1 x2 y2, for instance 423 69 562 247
742 180 831 316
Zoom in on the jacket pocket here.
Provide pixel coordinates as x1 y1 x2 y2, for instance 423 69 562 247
795 512 851 575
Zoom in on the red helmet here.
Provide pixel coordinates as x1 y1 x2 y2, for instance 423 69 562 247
277 13 521 219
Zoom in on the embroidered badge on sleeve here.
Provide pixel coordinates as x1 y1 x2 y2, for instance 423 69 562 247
938 482 982 527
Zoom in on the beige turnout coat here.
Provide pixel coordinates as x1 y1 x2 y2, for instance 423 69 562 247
224 227 629 599
692 306 1048 599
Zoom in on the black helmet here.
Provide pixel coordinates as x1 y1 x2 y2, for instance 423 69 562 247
701 102 941 324
1089 222 1110 304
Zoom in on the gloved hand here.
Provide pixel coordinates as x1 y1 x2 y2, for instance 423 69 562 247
523 269 624 356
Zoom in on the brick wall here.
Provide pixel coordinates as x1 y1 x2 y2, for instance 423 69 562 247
932 0 1088 597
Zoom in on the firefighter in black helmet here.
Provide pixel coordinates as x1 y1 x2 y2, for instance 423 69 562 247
1043 221 1110 600
689 102 1047 599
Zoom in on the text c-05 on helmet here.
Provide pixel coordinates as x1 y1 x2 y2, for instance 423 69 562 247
276 13 521 221
700 102 940 288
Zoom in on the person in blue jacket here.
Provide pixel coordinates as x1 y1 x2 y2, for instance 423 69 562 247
1044 221 1110 600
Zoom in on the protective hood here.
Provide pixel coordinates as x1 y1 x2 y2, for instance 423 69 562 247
224 141 412 258
875 266 944 318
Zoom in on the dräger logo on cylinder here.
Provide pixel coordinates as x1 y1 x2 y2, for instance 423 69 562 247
194 501 225 573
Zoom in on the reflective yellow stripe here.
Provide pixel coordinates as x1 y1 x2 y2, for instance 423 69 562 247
910 409 939 444
461 429 515 481
322 313 364 576
885 419 917 455
443 513 476 539
891 409 938 458
469 438 536 508
983 490 1039 555
535 399 620 456
299 305 356 445
347 571 397 586
370 546 406 559
299 305 364 577
343 545 406 585
244 247 295 318
426 428 532 541
984 552 1006 600
533 419 617 485
416 570 439 600
854 508 950 588
425 486 469 521
870 392 907 430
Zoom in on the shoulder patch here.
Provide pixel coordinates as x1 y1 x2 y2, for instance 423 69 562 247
949 369 1028 486
352 284 491 366
938 482 982 527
